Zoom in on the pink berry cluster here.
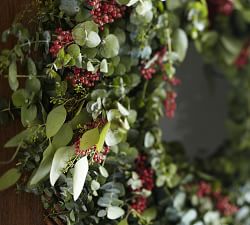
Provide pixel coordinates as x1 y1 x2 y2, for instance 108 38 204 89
140 66 156 80
49 28 73 57
66 68 100 88
196 181 238 216
164 91 177 119
207 0 234 17
87 0 126 30
75 140 110 164
140 48 167 80
215 194 238 216
234 42 250 69
130 155 154 213
164 77 181 86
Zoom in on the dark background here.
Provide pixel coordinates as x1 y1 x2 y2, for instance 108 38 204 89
0 1 44 224
0 1 228 224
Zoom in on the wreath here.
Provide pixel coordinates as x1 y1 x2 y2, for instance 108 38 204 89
0 0 250 225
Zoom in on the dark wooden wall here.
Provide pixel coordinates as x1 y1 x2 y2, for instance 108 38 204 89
0 1 44 224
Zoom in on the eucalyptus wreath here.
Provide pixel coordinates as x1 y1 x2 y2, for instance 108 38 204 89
0 0 250 225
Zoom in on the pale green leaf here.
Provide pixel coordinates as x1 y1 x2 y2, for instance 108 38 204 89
105 129 123 146
117 102 129 116
100 59 108 73
99 165 109 178
73 156 89 201
80 127 100 150
86 31 101 48
96 122 110 151
50 146 75 186
100 34 120 58
173 29 188 62
107 206 125 220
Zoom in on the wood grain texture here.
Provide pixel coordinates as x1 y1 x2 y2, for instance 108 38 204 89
0 1 45 225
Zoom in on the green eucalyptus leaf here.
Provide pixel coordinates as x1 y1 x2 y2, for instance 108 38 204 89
52 123 73 149
4 128 33 148
27 58 37 75
50 146 75 186
11 89 29 107
80 127 100 150
29 144 55 185
25 77 41 93
100 34 120 58
0 168 21 191
142 207 157 221
73 156 89 201
67 44 81 58
91 180 100 191
8 60 19 91
21 104 37 127
60 0 80 16
46 105 67 138
118 219 128 225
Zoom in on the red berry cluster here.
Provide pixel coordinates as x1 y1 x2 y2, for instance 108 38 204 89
66 68 100 88
87 0 126 30
234 43 250 69
197 181 212 197
215 195 238 216
75 140 110 164
164 77 181 86
207 0 234 17
130 196 147 214
130 155 154 213
135 155 154 191
49 28 73 57
195 181 238 216
140 66 156 80
164 91 177 119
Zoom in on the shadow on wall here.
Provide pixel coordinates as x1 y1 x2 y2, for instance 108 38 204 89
161 44 228 158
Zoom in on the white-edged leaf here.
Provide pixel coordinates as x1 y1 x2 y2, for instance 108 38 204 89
99 166 109 178
50 146 75 186
100 59 108 73
117 102 129 116
173 29 188 62
73 156 89 201
105 129 123 146
107 206 125 220
86 31 101 48
127 0 139 6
